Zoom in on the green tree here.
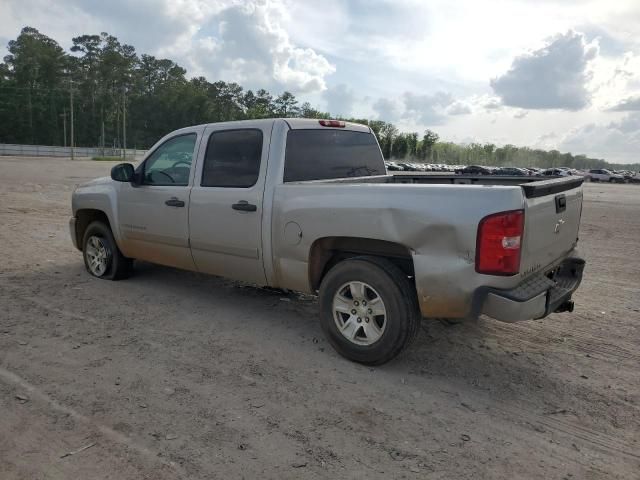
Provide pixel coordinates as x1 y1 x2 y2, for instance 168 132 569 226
1 26 67 144
406 132 418 158
274 91 299 117
419 129 439 160
378 122 398 159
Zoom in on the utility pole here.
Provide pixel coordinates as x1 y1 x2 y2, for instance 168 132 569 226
122 87 127 161
69 80 75 160
59 108 67 147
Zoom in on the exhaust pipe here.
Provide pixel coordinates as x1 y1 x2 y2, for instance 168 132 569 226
555 300 574 313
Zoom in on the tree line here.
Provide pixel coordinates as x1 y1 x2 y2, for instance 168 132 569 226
0 26 637 171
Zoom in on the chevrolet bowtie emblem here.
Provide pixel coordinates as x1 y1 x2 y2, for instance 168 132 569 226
554 218 565 234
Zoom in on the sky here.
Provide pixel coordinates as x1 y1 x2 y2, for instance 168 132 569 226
1 0 640 163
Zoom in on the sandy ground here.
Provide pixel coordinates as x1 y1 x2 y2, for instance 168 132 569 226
0 156 638 480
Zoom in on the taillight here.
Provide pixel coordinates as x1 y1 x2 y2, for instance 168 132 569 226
319 120 345 128
476 210 524 276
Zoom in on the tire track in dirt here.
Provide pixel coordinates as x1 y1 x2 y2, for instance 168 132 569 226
478 320 640 364
0 366 187 478
495 402 640 462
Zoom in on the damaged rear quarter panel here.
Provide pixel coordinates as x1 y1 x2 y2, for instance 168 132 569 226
271 182 526 318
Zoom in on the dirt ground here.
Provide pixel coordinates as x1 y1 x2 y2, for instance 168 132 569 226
0 156 638 480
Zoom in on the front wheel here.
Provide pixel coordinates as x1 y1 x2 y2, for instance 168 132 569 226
82 221 132 280
318 256 421 365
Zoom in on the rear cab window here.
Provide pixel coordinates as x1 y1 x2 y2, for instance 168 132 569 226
284 129 385 182
201 129 263 188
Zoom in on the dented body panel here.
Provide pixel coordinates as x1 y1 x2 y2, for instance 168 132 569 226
270 182 527 318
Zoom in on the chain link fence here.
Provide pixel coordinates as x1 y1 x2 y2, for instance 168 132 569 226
0 143 147 160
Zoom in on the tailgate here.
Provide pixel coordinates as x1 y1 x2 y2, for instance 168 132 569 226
520 177 583 274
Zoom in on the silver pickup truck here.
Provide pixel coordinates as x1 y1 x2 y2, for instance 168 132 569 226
70 118 585 364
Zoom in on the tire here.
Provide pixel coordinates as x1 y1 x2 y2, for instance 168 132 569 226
609 178 615 183
318 256 421 365
82 221 132 280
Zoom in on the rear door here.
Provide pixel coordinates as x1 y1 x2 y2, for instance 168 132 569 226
519 179 583 274
188 122 273 284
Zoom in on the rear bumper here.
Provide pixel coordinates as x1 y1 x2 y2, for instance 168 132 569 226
474 255 585 322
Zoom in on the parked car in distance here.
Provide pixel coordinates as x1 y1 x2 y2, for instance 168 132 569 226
385 161 403 171
586 169 625 183
542 168 573 177
493 167 529 176
70 118 586 365
614 170 635 182
455 165 493 175
397 162 417 171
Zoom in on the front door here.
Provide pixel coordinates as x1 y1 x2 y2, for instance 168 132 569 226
188 124 272 284
117 131 200 270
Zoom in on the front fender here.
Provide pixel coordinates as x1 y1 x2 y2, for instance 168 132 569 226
72 178 122 245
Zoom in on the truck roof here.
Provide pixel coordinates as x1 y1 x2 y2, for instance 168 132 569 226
283 118 371 133
184 118 371 134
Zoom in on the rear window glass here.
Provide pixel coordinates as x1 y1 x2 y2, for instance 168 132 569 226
284 129 384 182
201 129 263 188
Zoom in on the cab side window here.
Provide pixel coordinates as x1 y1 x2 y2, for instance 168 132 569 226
201 129 263 188
143 134 197 186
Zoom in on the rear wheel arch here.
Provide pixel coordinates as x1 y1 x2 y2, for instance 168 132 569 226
308 236 416 292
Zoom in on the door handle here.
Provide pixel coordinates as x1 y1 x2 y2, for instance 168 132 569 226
232 200 257 212
165 197 185 207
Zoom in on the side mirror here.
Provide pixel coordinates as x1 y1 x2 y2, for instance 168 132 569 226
111 163 135 182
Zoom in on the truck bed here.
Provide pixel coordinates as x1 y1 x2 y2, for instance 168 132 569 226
292 173 585 198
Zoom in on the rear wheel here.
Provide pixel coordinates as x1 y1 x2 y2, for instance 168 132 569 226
82 221 132 280
319 256 421 365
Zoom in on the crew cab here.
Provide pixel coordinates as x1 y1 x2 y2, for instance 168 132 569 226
70 119 586 365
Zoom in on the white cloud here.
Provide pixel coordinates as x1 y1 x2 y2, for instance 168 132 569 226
447 101 472 115
372 97 402 122
370 91 464 126
491 31 598 110
590 52 640 110
559 112 640 162
323 84 356 117
607 96 640 111
168 1 335 93
482 96 503 111
402 91 454 125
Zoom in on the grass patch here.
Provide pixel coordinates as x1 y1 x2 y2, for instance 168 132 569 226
92 156 123 161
